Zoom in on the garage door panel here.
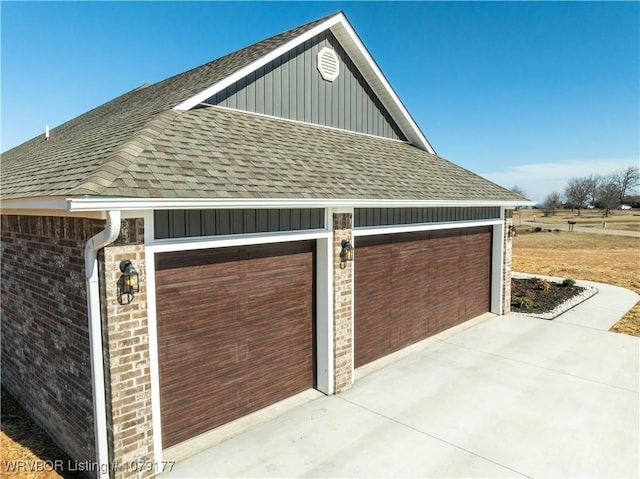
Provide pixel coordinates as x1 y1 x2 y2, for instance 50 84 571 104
355 227 491 368
353 240 395 366
396 247 430 345
156 241 314 448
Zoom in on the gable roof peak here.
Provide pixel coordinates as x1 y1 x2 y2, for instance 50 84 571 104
172 11 435 154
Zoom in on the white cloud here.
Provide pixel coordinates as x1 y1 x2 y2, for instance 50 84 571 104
481 158 639 204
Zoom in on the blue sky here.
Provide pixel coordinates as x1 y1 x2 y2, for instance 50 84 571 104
2 1 638 202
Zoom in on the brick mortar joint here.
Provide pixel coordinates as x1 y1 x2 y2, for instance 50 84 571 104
332 216 354 392
101 242 154 464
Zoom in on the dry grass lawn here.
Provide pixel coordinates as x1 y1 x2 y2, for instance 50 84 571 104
0 388 83 479
512 229 640 335
514 208 640 232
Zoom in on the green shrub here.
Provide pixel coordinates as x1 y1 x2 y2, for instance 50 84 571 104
514 296 534 309
562 278 576 287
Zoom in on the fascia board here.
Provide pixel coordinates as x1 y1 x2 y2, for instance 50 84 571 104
67 197 536 212
0 196 105 219
0 209 105 219
1 197 69 211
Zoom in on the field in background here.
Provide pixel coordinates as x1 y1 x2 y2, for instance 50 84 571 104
514 208 640 232
511 227 640 336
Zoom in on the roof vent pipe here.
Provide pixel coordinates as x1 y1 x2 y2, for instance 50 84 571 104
45 125 49 140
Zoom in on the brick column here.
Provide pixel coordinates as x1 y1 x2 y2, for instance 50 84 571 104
100 219 155 478
332 213 353 393
502 211 514 314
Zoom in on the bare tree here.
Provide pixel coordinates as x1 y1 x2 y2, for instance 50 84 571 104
597 176 621 216
510 185 527 197
509 185 527 211
543 191 562 216
584 174 601 208
564 177 590 216
611 166 640 205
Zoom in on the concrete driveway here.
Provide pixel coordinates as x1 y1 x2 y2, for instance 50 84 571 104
163 280 639 478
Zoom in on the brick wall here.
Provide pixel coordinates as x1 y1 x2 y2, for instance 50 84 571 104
1 215 105 465
502 212 513 314
332 213 353 393
100 219 155 478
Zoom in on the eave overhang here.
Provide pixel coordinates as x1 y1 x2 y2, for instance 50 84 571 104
65 197 534 212
0 196 534 216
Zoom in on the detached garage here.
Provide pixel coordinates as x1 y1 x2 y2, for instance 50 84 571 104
1 11 530 479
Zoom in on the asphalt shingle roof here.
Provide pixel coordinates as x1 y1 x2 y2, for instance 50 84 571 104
0 13 334 199
102 106 521 201
1 12 526 204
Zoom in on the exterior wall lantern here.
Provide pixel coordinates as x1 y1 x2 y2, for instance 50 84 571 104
508 225 517 238
117 260 140 305
340 240 354 269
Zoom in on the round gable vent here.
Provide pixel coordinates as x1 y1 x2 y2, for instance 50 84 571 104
317 47 340 82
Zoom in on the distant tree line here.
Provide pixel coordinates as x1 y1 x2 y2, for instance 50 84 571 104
542 166 639 216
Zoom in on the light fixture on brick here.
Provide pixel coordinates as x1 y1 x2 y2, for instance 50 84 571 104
340 240 354 269
117 259 140 305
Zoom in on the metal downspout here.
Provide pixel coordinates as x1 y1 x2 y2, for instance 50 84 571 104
85 210 121 478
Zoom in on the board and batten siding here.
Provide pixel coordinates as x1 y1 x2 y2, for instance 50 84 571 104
154 208 325 239
203 30 407 141
354 207 501 228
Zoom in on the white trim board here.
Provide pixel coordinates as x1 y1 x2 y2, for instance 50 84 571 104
147 229 331 253
2 197 533 215
491 220 506 314
0 208 106 219
0 196 69 210
67 197 532 212
353 219 502 237
145 225 334 467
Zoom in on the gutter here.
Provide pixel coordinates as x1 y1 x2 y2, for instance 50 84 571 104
67 197 536 212
84 210 121 479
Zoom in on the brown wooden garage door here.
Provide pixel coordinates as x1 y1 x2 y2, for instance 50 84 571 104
155 241 315 448
355 227 491 368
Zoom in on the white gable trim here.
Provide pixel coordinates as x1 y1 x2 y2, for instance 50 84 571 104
331 16 435 154
173 14 342 111
173 13 435 153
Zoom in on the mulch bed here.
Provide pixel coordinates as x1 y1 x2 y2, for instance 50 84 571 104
511 277 585 314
